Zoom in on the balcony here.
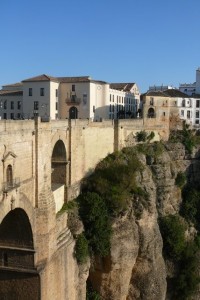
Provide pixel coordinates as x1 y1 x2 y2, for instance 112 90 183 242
65 95 81 105
2 178 20 193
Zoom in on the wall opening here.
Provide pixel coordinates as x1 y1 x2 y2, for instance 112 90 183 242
69 106 78 119
0 208 40 299
51 140 67 189
147 107 155 118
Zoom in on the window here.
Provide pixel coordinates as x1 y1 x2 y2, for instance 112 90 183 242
4 100 7 109
163 112 166 116
10 101 14 110
187 111 191 119
56 102 58 111
196 111 199 118
110 94 112 102
195 120 199 124
29 88 32 96
3 113 7 119
56 89 58 97
34 101 39 110
196 100 200 108
109 104 111 112
150 97 154 105
40 88 44 96
17 113 21 119
72 84 75 92
83 93 87 105
181 110 184 117
93 105 95 113
17 101 21 110
7 165 13 186
10 113 14 119
113 95 114 102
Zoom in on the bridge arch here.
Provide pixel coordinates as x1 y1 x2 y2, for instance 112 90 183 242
0 208 40 299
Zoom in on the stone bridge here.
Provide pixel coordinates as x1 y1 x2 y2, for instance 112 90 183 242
0 117 169 299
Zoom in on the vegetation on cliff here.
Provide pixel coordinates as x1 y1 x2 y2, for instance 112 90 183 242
159 179 200 299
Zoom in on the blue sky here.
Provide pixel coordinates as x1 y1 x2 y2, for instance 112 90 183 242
0 0 200 92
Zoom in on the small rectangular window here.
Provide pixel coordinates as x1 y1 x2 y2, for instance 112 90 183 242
40 88 44 96
56 102 58 111
4 100 7 109
11 101 14 110
56 89 58 97
196 100 200 108
196 111 199 118
10 113 14 119
34 101 39 110
29 88 32 96
3 113 7 119
72 84 75 92
17 101 21 110
17 113 21 119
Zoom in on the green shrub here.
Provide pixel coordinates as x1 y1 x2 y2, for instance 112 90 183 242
86 282 101 300
75 233 89 264
85 149 143 216
147 131 155 141
180 186 200 228
173 239 200 299
57 200 77 216
77 192 112 257
175 172 186 189
159 215 186 260
136 130 148 142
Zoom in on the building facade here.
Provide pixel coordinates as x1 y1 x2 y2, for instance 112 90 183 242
0 75 140 121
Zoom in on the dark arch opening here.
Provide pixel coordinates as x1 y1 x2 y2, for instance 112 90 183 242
6 165 13 186
51 140 67 187
0 208 33 249
69 106 78 119
147 107 155 118
0 208 40 299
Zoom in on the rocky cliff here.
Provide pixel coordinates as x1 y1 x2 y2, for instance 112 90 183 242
67 139 200 300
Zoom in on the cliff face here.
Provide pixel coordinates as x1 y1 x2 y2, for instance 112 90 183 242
86 142 200 300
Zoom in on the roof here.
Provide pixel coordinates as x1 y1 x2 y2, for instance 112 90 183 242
163 89 189 98
141 91 169 97
58 76 107 84
22 74 59 83
3 82 23 88
110 83 136 92
22 74 107 84
0 90 23 96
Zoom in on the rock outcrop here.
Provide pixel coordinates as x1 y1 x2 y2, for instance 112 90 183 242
85 142 200 300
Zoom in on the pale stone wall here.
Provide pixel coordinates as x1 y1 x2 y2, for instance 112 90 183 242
0 116 169 300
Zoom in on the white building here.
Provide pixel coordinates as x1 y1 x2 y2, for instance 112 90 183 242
148 85 175 91
0 83 23 120
179 68 200 96
163 89 200 127
0 74 140 121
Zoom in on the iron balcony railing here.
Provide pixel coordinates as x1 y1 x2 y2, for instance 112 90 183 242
65 95 81 105
2 177 20 193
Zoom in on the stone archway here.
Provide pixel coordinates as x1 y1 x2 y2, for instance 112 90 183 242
0 208 40 300
51 140 67 188
69 106 78 119
147 107 155 118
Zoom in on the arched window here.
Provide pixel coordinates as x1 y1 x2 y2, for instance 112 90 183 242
6 165 13 187
147 108 155 118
